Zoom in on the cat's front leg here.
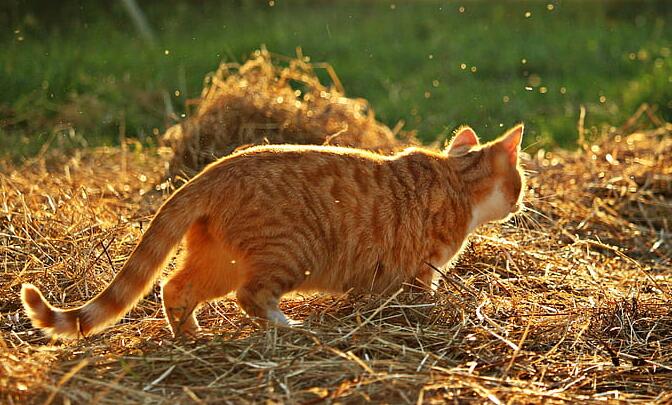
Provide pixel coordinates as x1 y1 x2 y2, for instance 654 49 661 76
405 267 436 294
234 255 306 326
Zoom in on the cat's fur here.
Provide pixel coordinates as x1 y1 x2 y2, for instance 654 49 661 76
21 124 525 338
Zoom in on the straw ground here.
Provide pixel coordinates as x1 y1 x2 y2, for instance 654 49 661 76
1 110 671 403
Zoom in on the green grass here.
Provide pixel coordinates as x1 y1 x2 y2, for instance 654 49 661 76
2 0 671 159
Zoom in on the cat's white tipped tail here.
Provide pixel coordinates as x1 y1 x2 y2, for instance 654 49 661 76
21 176 210 338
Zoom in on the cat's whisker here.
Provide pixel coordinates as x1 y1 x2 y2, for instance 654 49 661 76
527 193 559 202
512 204 541 230
509 213 520 230
519 211 545 232
522 206 553 223
514 209 538 233
520 209 551 234
522 139 542 152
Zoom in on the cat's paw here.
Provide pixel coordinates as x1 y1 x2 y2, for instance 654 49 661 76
171 326 203 341
267 309 291 326
267 309 302 328
286 318 303 328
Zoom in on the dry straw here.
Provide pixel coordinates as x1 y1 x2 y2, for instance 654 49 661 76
161 48 414 179
1 66 671 403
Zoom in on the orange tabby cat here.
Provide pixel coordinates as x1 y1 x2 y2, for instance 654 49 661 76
21 124 525 338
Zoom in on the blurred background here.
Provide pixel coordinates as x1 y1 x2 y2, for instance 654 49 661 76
2 0 671 159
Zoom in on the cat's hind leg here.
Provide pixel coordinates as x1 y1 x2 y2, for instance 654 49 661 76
162 266 202 337
162 220 243 337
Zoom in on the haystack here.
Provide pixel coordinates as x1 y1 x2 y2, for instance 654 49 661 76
162 48 413 178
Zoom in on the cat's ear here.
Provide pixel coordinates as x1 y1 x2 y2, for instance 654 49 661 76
498 123 524 164
447 126 479 153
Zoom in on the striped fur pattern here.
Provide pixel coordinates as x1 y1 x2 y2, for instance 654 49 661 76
22 124 525 338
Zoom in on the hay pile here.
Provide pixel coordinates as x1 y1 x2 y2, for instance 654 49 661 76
1 118 671 403
162 48 412 178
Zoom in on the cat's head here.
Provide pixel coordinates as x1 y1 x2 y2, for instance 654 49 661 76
444 124 525 231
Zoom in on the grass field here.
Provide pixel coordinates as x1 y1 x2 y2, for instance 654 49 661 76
2 0 671 159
